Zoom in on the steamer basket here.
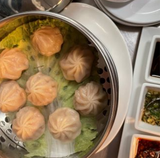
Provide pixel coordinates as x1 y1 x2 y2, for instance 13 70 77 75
0 12 118 158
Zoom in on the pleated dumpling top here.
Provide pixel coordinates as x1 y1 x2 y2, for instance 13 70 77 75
31 26 63 56
0 81 26 113
12 106 45 141
26 72 57 106
59 45 94 83
0 48 29 79
48 107 81 142
74 81 107 116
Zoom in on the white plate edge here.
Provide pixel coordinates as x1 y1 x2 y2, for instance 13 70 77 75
95 0 160 27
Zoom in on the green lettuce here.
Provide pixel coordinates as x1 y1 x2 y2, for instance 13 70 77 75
75 117 98 153
0 16 38 40
23 134 47 158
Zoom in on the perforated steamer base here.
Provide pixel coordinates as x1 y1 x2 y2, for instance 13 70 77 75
0 113 26 158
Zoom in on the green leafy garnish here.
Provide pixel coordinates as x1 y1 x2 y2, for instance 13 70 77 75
24 135 47 158
75 117 98 153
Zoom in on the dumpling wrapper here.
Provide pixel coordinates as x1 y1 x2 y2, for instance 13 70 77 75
26 72 57 106
0 81 26 113
59 45 94 83
48 107 81 142
12 106 45 141
0 48 29 79
31 26 63 56
74 81 107 116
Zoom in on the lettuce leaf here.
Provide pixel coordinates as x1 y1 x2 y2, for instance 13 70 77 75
75 117 98 153
23 135 47 158
0 16 38 40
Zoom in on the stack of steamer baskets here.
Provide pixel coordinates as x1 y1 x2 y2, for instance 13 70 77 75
0 12 118 158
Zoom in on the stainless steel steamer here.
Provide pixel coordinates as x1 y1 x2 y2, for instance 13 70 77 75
0 12 119 158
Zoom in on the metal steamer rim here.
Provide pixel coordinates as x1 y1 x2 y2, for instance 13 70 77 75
0 12 119 158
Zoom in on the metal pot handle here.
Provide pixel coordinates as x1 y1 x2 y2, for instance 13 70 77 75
0 0 72 18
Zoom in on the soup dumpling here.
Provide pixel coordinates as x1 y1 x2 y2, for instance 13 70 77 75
0 81 26 113
48 107 81 142
31 26 63 56
74 81 107 116
26 72 57 106
12 106 45 141
0 48 29 79
59 45 94 83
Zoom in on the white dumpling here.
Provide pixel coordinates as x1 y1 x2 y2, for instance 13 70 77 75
26 72 57 106
0 81 26 113
0 48 29 79
31 26 63 56
59 45 94 83
74 81 107 116
48 107 81 142
12 106 45 141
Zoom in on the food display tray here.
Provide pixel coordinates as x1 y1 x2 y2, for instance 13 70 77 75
118 27 160 158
